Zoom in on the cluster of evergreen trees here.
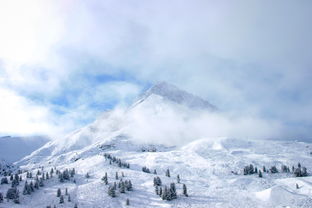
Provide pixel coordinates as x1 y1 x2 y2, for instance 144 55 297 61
6 187 19 203
0 171 25 203
58 168 76 182
56 187 72 204
153 175 188 201
242 162 309 178
294 163 308 177
103 171 133 198
104 153 130 168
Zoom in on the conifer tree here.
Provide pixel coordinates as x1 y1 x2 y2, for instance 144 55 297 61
166 169 170 177
74 203 78 208
65 188 68 195
57 188 61 197
126 198 130 206
59 195 64 204
108 186 116 197
115 172 119 180
169 183 177 200
259 170 263 178
183 184 188 197
296 183 299 189
177 174 180 183
154 169 157 175
155 185 159 195
120 182 126 193
29 181 34 192
0 192 3 203
68 194 71 202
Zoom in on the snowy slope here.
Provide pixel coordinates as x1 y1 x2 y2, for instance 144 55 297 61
2 137 312 208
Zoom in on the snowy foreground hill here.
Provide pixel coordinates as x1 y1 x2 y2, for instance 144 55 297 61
1 82 312 208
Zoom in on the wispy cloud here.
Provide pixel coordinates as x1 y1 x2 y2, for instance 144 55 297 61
0 0 311 139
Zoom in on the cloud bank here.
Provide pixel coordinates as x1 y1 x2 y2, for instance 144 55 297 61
0 0 311 140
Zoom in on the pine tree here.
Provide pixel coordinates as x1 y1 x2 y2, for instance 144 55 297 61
183 184 188 197
115 172 119 180
126 198 130 206
74 203 78 208
68 194 71 202
0 192 3 203
57 188 61 197
259 170 263 178
1 177 8 184
169 183 177 200
65 188 68 195
161 186 168 200
159 187 162 196
23 181 30 195
296 183 299 189
59 195 64 204
34 179 39 189
177 174 180 183
85 172 90 178
19 175 22 181
108 186 116 197
166 169 170 177
10 175 13 181
29 181 34 192
154 169 157 175
155 185 159 195
120 182 126 193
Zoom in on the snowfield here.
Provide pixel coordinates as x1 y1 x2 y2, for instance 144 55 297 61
1 137 311 208
1 82 312 208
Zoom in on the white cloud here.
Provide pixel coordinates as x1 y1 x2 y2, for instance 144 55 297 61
0 0 311 138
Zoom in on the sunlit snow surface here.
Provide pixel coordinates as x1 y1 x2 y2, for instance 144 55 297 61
0 137 311 208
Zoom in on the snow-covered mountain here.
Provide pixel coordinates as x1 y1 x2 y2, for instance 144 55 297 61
19 82 217 161
1 82 312 208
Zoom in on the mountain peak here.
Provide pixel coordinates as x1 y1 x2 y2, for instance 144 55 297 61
140 81 217 110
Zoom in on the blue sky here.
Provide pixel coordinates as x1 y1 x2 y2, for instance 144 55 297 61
0 0 312 140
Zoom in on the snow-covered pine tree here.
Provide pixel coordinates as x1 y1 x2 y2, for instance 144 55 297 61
1 177 8 184
169 183 177 200
259 170 263 178
29 181 34 192
155 185 159 195
68 194 71 202
57 188 61 197
183 184 188 197
166 169 170 177
120 182 126 193
177 174 180 183
34 179 39 189
161 186 169 200
59 195 64 204
115 172 118 180
108 186 116 197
